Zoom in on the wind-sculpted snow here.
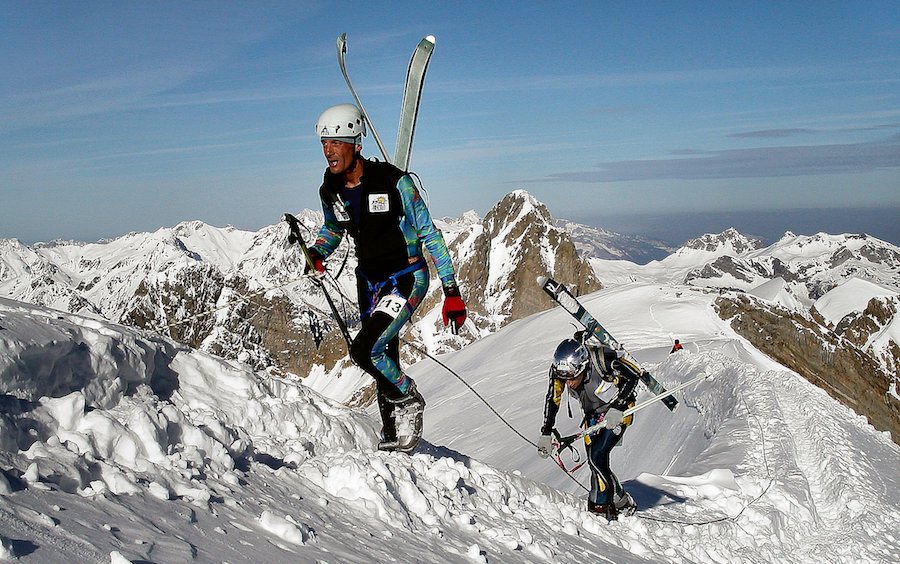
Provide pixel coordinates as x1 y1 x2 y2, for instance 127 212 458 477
2 286 900 562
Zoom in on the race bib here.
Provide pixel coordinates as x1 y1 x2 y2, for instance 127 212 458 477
368 194 390 213
373 294 407 319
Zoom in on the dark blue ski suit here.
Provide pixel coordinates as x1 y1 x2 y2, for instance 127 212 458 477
541 343 640 509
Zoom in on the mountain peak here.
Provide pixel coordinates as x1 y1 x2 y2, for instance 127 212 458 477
453 191 600 329
683 228 763 255
487 190 552 231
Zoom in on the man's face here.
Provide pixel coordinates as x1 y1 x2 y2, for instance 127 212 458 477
565 372 585 390
321 139 358 175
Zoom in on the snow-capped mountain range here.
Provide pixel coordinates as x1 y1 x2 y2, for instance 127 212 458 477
2 191 898 426
672 227 899 303
589 225 900 443
557 219 674 264
0 191 600 406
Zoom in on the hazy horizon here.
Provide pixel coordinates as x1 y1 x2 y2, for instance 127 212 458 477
8 205 899 252
573 206 900 248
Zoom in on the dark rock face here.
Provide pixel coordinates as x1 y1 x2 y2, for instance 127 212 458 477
450 191 601 330
716 294 900 444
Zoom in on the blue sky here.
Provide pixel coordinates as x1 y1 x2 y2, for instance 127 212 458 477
2 1 899 245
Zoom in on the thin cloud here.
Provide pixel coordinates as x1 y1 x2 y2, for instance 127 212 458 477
529 134 900 183
729 123 900 138
430 58 895 96
729 128 818 138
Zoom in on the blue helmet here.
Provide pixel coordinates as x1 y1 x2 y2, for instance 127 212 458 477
551 338 589 380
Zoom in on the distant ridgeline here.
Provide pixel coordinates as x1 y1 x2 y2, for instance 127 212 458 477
1 195 898 434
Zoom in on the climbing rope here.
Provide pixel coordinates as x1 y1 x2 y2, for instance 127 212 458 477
144 228 776 527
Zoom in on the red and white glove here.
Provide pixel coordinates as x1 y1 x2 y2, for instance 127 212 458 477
304 249 325 276
441 285 467 334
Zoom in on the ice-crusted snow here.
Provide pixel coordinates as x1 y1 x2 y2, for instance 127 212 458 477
2 258 899 563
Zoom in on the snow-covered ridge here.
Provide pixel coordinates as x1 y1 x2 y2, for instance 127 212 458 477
814 277 899 326
682 227 764 255
646 228 900 301
3 278 900 562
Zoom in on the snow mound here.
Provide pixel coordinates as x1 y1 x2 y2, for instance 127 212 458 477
814 276 898 325
748 277 804 310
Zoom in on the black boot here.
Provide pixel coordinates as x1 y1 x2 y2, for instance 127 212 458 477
588 500 619 521
376 391 399 451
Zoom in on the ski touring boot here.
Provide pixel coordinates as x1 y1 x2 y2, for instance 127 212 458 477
614 491 637 517
376 391 400 452
389 380 425 453
587 491 636 521
587 500 619 521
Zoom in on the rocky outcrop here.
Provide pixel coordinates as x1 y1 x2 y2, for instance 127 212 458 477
449 191 600 330
829 296 900 386
716 294 900 444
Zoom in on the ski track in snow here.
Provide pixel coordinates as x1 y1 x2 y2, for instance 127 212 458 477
765 371 900 563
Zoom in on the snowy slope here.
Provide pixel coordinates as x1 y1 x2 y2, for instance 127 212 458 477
814 277 899 326
747 277 805 311
3 271 900 563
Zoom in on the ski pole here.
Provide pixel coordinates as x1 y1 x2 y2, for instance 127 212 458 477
283 213 353 348
570 371 712 442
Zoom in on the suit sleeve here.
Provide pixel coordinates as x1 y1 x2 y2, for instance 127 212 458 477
396 175 458 288
311 189 345 259
610 360 640 410
540 377 565 435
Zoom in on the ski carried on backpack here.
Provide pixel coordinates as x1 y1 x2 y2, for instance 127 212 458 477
395 35 435 171
537 276 679 411
336 33 435 170
337 33 390 162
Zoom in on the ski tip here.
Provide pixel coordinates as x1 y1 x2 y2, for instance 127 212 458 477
425 35 436 44
536 275 548 287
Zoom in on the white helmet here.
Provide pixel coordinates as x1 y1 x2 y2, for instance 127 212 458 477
315 104 366 142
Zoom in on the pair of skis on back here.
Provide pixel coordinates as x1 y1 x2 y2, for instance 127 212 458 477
283 33 436 334
337 32 435 171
